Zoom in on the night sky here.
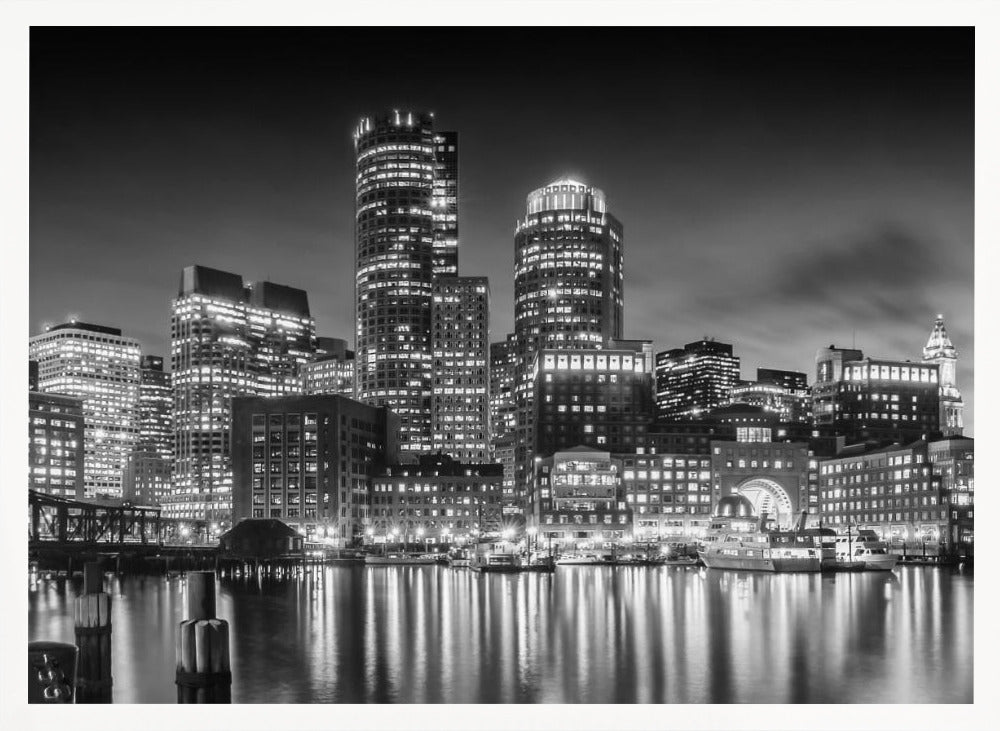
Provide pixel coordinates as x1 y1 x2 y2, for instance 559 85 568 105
30 27 974 433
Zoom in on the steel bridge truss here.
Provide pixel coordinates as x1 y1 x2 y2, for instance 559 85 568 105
28 490 207 546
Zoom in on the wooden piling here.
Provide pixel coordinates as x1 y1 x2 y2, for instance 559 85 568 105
175 571 231 703
74 562 112 703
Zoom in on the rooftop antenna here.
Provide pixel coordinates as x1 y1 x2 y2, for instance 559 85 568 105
852 328 856 349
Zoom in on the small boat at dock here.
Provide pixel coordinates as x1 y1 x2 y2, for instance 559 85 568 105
364 553 440 566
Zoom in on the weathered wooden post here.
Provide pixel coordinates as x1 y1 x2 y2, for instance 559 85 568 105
74 562 112 703
175 571 231 703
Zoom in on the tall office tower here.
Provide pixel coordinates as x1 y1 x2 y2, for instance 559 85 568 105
812 345 941 445
432 131 459 276
355 110 456 453
124 355 173 505
30 322 141 498
655 339 741 421
247 281 316 396
168 265 315 525
301 337 355 396
490 334 518 511
922 314 964 436
136 355 173 460
430 276 490 461
512 178 625 511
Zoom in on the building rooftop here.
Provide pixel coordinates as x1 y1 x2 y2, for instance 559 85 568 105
45 321 123 337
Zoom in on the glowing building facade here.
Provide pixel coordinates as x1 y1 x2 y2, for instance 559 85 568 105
922 314 964 436
301 337 356 397
655 339 741 421
29 390 85 499
29 322 141 498
489 334 518 512
430 276 490 462
817 439 965 547
532 343 654 457
167 265 315 525
371 453 503 543
812 345 940 446
354 111 452 453
729 368 811 424
124 355 174 505
530 447 631 548
512 178 625 512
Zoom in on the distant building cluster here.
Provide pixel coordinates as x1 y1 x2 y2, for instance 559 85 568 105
27 108 972 553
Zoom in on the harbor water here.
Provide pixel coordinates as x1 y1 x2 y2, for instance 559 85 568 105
28 564 973 703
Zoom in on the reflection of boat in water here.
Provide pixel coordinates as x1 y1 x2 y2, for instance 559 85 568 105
364 553 439 566
698 496 822 573
835 529 898 571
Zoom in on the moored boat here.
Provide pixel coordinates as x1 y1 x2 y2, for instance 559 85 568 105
364 553 439 566
835 530 898 571
555 553 606 566
697 496 822 573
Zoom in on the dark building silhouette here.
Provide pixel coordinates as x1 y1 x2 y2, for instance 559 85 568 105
231 394 399 546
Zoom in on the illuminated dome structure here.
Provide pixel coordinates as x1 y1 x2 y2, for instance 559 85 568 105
713 494 756 519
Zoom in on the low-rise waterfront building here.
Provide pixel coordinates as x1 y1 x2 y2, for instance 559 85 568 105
530 446 631 548
817 438 972 550
371 453 503 544
621 450 712 540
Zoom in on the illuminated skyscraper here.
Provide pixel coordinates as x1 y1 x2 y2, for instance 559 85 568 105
124 355 173 505
167 265 315 525
655 339 741 420
248 282 315 396
512 178 625 511
430 276 490 462
29 321 141 498
354 110 457 453
136 355 173 460
489 334 517 512
923 314 964 436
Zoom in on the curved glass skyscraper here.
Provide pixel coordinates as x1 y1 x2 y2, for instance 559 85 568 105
512 178 625 510
353 111 440 452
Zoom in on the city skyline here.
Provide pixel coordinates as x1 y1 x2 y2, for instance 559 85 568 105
29 27 973 436
17 17 982 717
